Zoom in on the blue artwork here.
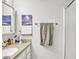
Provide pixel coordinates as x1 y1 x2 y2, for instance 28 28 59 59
22 15 32 25
2 15 11 25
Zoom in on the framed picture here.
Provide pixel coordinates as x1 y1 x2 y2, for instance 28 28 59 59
2 15 11 26
22 15 32 25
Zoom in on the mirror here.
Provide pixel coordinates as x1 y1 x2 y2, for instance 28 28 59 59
2 2 15 34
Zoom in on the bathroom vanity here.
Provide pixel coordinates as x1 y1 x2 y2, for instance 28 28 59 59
2 42 32 59
15 43 31 59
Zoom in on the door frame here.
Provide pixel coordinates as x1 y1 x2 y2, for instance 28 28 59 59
63 0 75 59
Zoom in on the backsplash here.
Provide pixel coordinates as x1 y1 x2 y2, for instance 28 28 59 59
2 34 15 40
2 34 32 41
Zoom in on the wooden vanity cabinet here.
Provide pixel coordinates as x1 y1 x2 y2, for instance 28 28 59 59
15 44 31 59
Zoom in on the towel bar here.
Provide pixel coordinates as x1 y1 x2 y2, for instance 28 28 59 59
35 22 58 26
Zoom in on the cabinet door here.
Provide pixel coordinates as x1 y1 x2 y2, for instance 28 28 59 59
26 45 31 54
27 45 31 59
27 53 31 59
16 50 26 59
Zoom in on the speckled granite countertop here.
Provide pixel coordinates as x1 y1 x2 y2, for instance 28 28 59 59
2 42 31 59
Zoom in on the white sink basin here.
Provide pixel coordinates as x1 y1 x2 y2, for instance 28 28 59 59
2 47 18 57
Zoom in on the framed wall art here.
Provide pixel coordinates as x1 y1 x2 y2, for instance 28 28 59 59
22 15 32 25
2 15 11 26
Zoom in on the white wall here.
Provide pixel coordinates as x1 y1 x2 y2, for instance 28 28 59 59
65 1 76 59
14 0 64 59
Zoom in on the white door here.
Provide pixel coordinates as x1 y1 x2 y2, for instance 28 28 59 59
65 1 76 59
